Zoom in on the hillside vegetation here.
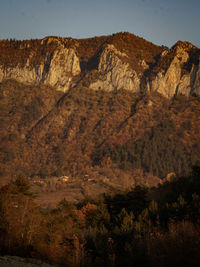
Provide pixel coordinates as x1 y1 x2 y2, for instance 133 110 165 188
0 169 200 266
0 79 200 188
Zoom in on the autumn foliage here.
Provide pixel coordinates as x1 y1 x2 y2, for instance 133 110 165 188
0 169 200 266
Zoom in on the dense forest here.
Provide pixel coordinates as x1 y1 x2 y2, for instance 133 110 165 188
0 166 200 266
93 118 196 177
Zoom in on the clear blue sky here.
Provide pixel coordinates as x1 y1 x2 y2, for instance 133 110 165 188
0 0 199 48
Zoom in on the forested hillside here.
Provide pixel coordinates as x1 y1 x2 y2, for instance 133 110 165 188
1 79 200 193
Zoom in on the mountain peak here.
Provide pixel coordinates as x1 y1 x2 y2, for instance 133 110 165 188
172 40 197 51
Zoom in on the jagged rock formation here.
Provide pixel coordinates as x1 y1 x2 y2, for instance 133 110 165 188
146 41 200 97
89 44 140 92
43 47 80 91
0 37 81 92
0 32 199 97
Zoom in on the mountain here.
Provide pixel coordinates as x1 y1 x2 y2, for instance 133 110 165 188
0 32 199 97
0 32 200 202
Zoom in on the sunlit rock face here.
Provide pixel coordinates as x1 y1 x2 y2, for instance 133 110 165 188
43 47 81 92
0 38 81 92
89 44 140 92
146 42 200 98
0 35 199 97
89 42 200 98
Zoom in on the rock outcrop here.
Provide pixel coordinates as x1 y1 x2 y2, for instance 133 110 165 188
89 44 140 92
88 41 200 97
0 38 81 92
147 42 200 97
0 34 199 97
43 47 81 91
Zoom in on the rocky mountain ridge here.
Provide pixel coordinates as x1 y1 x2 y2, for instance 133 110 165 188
0 32 199 97
1 33 200 203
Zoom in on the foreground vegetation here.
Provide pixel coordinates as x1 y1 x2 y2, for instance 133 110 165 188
0 166 200 266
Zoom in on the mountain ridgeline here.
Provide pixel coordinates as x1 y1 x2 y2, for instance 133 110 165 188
0 32 200 97
0 32 200 190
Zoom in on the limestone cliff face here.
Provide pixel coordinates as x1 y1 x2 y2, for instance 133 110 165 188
89 44 140 92
0 60 43 85
0 35 199 97
147 43 200 98
43 47 80 91
89 42 200 98
0 39 81 92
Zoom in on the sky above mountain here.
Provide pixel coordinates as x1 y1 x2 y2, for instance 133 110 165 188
0 0 199 48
